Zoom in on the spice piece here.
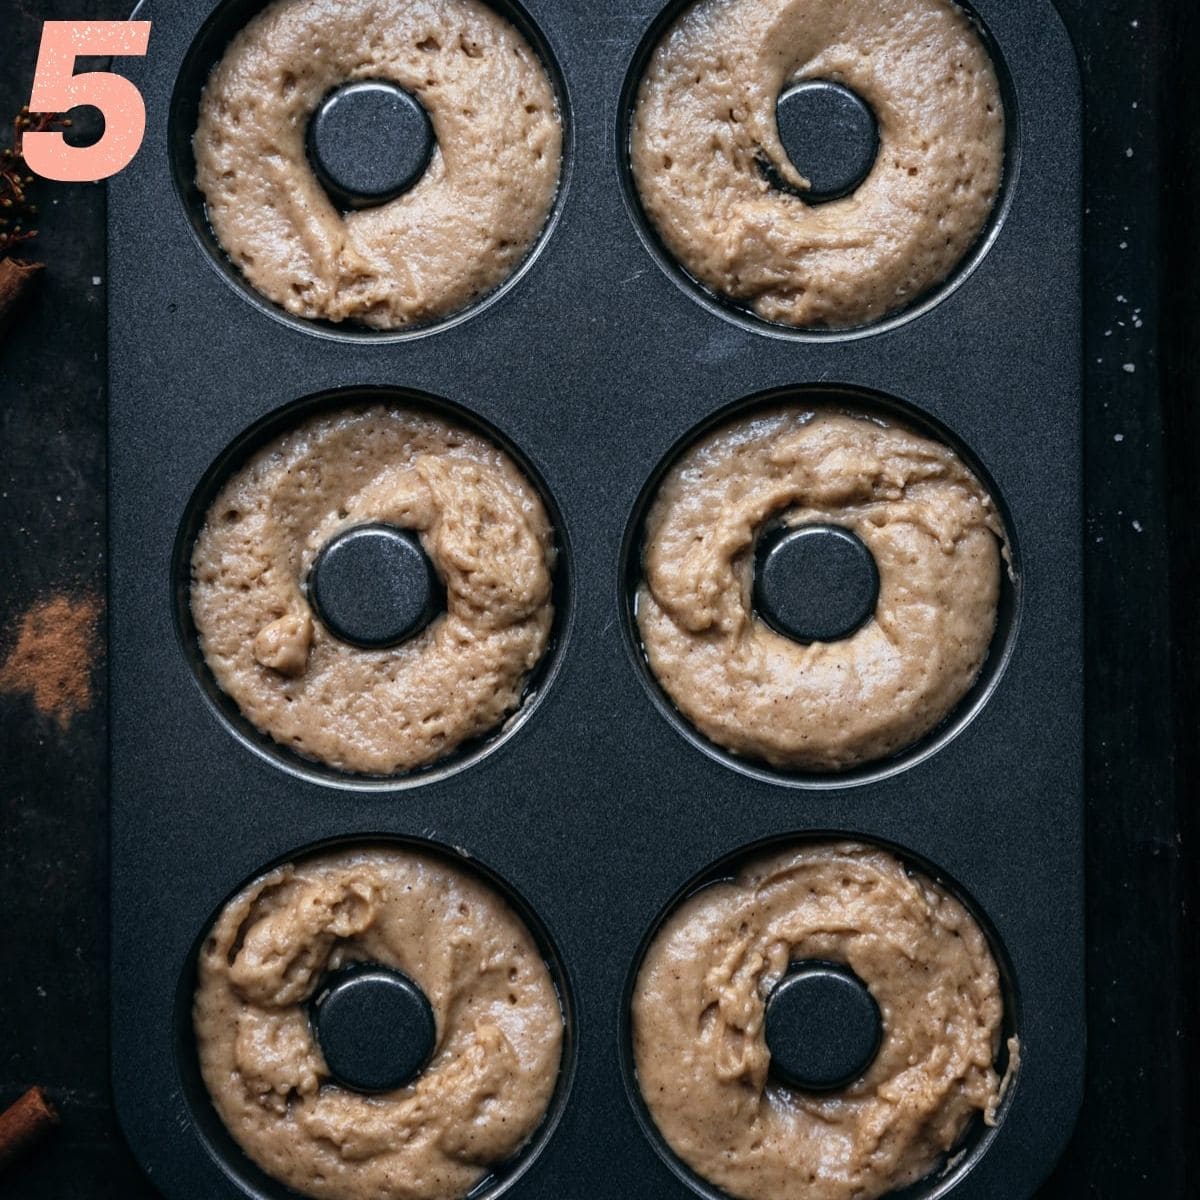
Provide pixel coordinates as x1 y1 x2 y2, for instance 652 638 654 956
0 108 67 329
0 1087 60 1172
0 592 102 729
0 257 42 328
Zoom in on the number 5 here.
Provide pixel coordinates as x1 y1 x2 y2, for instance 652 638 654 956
24 21 152 183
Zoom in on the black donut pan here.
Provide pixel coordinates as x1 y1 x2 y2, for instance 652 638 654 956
108 1 1082 1198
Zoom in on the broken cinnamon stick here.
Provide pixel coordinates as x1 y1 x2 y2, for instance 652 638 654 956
0 1086 59 1172
0 257 42 331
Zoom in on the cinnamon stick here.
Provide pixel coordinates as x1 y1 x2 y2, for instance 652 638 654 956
0 257 42 330
0 1086 59 1172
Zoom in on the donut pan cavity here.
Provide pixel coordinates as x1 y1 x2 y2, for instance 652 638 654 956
618 834 1024 1200
109 2 1082 1199
619 383 1024 791
169 386 575 792
166 0 573 343
616 0 1022 343
172 835 578 1200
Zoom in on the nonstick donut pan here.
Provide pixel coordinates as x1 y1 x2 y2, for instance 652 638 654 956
108 1 1083 1197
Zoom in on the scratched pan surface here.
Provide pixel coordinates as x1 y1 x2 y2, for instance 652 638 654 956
108 0 1082 1197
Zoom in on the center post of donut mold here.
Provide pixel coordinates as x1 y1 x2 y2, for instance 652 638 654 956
307 523 444 650
764 961 884 1091
310 963 438 1093
307 80 436 210
771 79 880 203
753 523 881 645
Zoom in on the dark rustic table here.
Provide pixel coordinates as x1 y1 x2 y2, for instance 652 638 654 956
0 0 1195 1196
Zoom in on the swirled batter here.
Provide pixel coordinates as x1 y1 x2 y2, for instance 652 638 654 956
631 0 1004 328
190 404 555 775
637 407 1004 772
194 845 563 1200
633 842 1013 1200
195 0 561 329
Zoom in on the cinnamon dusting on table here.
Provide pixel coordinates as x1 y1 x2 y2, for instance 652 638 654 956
0 593 102 728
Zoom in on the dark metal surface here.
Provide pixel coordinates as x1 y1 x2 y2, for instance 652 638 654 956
109 1 1082 1198
0 2 1192 1200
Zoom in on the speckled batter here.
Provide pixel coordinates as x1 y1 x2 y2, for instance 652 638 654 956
630 0 1005 328
194 845 563 1200
633 842 1014 1200
190 404 555 775
637 407 1004 771
195 0 561 329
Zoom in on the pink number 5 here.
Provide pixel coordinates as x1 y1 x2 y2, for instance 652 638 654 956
24 21 153 183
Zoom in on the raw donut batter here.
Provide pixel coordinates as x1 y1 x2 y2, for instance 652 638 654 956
190 403 555 775
631 0 1005 328
637 407 1004 771
195 0 561 329
633 841 1013 1200
194 844 564 1200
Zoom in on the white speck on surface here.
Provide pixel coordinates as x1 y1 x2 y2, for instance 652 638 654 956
1117 294 1128 303
1132 520 1143 533
1105 329 1113 337
1126 147 1134 158
91 276 102 286
1123 363 1136 373
1114 434 1125 442
1120 241 1128 250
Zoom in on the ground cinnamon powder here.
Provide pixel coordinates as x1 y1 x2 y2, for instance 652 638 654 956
0 592 102 728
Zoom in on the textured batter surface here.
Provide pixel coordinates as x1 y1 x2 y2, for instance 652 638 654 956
195 845 563 1200
633 842 1013 1200
631 0 1004 328
195 0 561 329
637 407 1003 771
191 404 555 775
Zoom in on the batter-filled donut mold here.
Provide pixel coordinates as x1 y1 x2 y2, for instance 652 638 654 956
180 393 565 781
624 0 1010 333
627 396 1014 780
191 842 568 1200
180 0 566 334
627 840 1019 1200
